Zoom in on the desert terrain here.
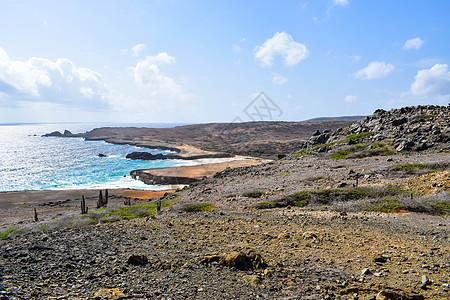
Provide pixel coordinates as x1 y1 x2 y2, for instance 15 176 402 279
1 105 449 299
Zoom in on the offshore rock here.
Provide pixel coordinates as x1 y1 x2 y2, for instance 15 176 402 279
126 152 166 160
42 131 63 137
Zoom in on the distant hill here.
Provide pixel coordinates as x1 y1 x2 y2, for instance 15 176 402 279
54 120 355 159
304 116 366 123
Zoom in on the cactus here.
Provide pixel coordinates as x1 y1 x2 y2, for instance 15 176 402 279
156 201 162 214
97 190 103 209
34 208 38 222
104 189 108 206
81 195 88 214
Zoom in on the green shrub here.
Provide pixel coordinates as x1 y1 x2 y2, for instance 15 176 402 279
433 201 450 216
292 150 311 158
0 227 16 239
389 163 449 174
182 203 215 212
330 150 351 159
338 132 373 144
243 191 265 198
255 201 279 209
370 198 400 213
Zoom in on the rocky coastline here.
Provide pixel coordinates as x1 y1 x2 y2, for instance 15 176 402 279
130 160 263 185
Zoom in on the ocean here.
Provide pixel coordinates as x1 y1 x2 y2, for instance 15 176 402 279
0 123 197 192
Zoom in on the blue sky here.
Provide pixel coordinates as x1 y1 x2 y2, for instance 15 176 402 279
0 0 449 123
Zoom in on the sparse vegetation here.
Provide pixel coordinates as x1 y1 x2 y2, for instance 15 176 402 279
107 199 180 220
257 187 417 211
313 132 374 149
292 150 311 158
254 186 449 216
330 142 395 159
389 162 449 174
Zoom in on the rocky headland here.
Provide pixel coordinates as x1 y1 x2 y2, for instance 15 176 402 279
2 105 450 299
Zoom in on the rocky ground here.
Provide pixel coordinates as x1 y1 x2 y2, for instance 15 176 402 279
1 105 449 299
1 203 449 299
1 150 449 300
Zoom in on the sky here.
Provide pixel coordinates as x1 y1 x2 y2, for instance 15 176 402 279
0 0 449 124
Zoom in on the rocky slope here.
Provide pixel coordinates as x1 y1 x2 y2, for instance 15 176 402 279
307 105 450 157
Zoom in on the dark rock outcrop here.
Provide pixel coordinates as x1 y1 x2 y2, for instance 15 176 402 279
63 130 73 137
130 169 198 185
126 152 166 160
42 131 63 137
126 151 231 161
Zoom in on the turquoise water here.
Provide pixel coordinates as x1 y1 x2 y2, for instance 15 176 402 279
0 123 196 191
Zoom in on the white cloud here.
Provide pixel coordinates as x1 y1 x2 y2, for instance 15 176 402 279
255 32 308 67
133 53 192 99
0 48 51 96
411 64 450 96
0 47 115 109
144 52 176 65
354 61 394 80
333 0 349 6
403 37 424 50
232 44 242 53
345 95 357 103
273 73 288 85
130 43 147 57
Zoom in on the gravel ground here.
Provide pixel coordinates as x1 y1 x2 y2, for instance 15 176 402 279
1 151 449 299
1 208 449 299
